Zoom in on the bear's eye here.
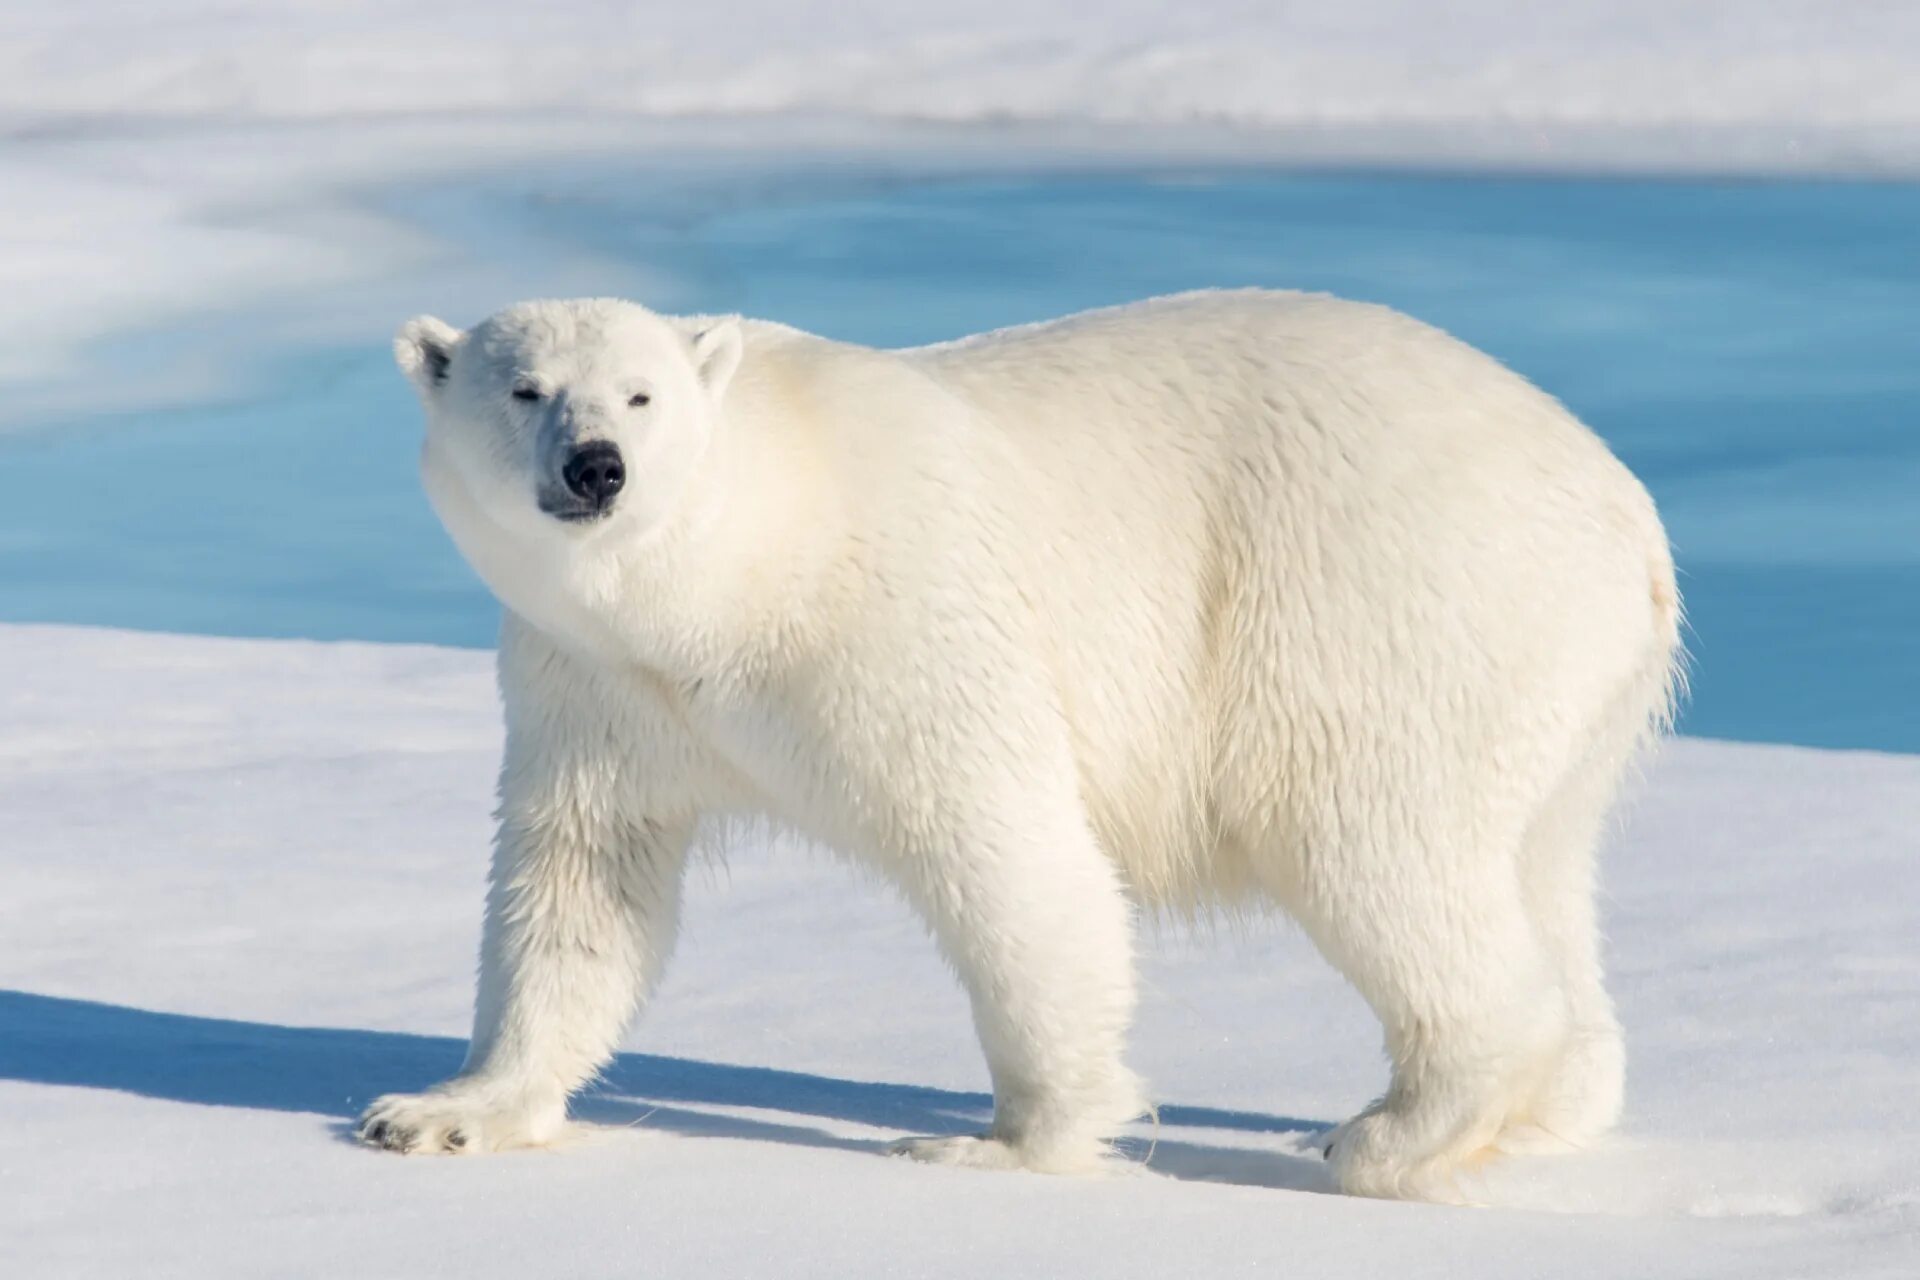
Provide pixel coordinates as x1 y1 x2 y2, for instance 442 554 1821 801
511 386 542 402
628 392 651 408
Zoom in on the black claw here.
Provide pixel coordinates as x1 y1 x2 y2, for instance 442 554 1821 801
365 1119 415 1153
1322 1141 1335 1160
446 1130 468 1150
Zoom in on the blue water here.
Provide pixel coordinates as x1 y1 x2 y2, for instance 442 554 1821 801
2 166 1915 751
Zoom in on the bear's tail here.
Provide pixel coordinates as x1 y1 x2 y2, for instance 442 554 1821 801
1643 538 1687 745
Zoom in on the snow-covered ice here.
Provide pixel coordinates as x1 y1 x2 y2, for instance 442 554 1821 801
6 2 1918 163
3 0 1919 417
3 625 1918 1276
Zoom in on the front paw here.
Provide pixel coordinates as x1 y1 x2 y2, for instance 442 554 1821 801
356 1086 562 1156
1322 1107 1474 1203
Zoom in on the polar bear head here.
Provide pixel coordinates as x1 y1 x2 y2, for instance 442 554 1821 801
395 299 742 550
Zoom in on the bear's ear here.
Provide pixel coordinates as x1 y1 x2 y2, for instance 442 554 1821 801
690 318 743 402
394 316 461 393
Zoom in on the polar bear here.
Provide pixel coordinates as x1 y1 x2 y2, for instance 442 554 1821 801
361 289 1681 1200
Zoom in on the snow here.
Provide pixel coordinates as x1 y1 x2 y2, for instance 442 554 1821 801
3 625 1918 1277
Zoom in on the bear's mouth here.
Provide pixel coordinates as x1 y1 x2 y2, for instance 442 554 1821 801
536 493 614 525
546 506 610 525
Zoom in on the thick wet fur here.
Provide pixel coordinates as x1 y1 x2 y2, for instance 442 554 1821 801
365 290 1682 1200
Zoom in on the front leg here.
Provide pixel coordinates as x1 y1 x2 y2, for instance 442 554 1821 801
887 789 1148 1173
358 808 692 1154
359 622 693 1155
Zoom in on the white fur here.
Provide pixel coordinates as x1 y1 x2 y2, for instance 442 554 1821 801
361 290 1681 1199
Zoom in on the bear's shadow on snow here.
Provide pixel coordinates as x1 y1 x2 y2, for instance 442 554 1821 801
0 989 1334 1193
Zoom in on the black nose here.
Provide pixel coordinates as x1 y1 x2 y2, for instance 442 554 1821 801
561 442 625 506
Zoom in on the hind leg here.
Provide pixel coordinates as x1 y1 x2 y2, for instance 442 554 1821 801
1296 819 1570 1200
1512 755 1633 1148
